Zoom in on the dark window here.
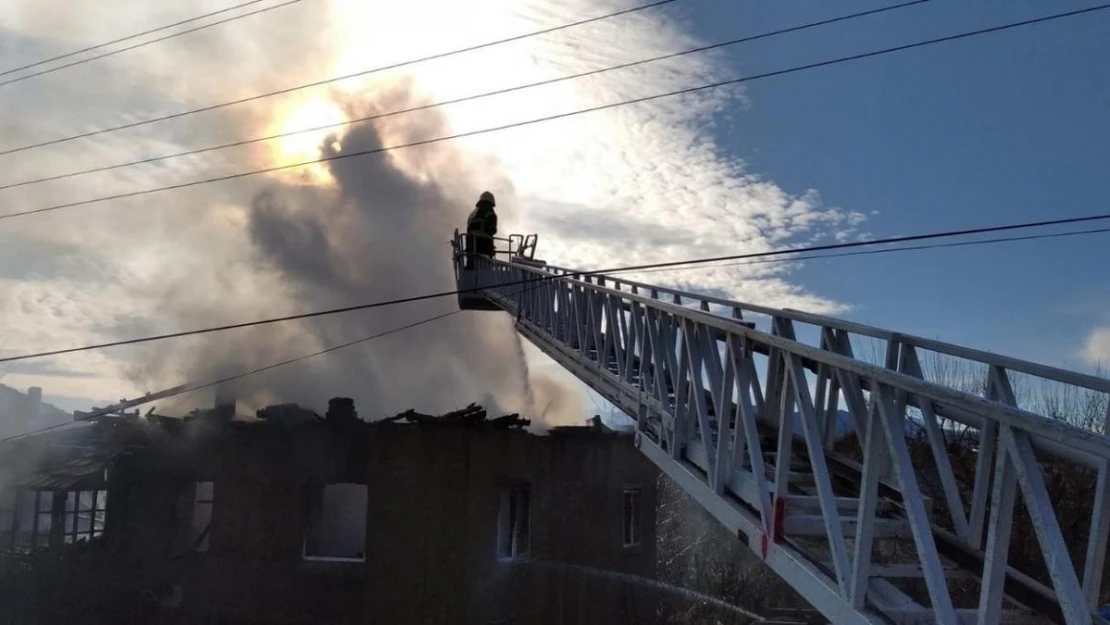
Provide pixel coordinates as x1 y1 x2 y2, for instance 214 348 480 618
0 490 15 551
498 483 531 561
304 483 367 561
34 491 52 548
2 489 59 552
191 482 214 552
623 489 641 547
14 490 36 552
5 490 50 553
63 489 107 544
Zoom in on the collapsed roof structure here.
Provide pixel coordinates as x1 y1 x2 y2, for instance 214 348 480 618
0 395 658 625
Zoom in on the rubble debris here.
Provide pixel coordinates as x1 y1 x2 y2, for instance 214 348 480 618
213 385 236 421
381 403 529 429
256 403 321 426
325 397 359 425
485 414 530 428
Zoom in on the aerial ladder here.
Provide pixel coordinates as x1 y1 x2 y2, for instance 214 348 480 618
453 231 1110 625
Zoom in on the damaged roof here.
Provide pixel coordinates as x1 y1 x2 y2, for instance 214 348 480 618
0 399 619 489
0 423 115 490
17 446 113 490
377 403 529 429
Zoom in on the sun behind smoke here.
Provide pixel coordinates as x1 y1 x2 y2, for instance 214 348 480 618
265 98 348 186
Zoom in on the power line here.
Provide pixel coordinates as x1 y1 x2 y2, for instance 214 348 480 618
0 0 677 158
0 0 309 88
4 2 1104 222
0 418 76 443
4 225 1107 446
7 225 1110 443
0 0 927 192
2 212 1110 365
0 269 560 443
0 0 271 79
0 310 460 443
628 226 1110 276
3 224 1108 444
0 272 554 442
0 266 556 442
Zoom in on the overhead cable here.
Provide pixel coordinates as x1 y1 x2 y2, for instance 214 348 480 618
0 0 310 88
0 0 677 157
0 310 459 442
629 226 1110 275
0 275 556 441
4 2 1106 222
0 0 271 78
2 212 1109 365
7 225 1109 441
0 266 581 441
0 0 927 191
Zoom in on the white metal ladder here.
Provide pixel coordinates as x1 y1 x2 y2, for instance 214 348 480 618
455 240 1110 625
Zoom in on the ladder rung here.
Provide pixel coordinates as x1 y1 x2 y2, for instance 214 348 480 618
821 563 970 579
783 495 894 514
784 514 910 539
878 608 1047 625
764 469 816 486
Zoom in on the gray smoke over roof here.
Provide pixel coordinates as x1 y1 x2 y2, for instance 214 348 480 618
149 85 584 426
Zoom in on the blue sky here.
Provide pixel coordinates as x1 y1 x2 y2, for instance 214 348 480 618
677 0 1110 369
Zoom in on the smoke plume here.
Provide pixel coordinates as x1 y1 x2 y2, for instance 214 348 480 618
153 84 585 426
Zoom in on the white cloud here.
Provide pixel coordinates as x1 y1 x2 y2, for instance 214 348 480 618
1082 327 1110 365
0 0 868 410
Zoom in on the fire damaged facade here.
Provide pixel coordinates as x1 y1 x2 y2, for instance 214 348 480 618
0 400 659 624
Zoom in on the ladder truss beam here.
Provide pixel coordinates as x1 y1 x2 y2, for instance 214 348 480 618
458 253 1110 625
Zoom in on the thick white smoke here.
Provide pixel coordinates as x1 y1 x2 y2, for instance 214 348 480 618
144 85 585 425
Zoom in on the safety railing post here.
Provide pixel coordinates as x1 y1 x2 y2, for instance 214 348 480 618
669 319 691 461
715 335 738 495
850 390 887 609
1084 458 1110 609
874 383 959 624
730 334 773 542
970 366 1018 550
786 347 851 598
682 319 716 481
898 344 972 542
977 427 1018 625
1005 428 1088 624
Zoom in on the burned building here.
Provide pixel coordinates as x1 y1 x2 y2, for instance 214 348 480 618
0 401 659 625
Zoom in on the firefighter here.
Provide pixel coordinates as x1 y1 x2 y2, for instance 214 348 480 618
466 191 498 267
